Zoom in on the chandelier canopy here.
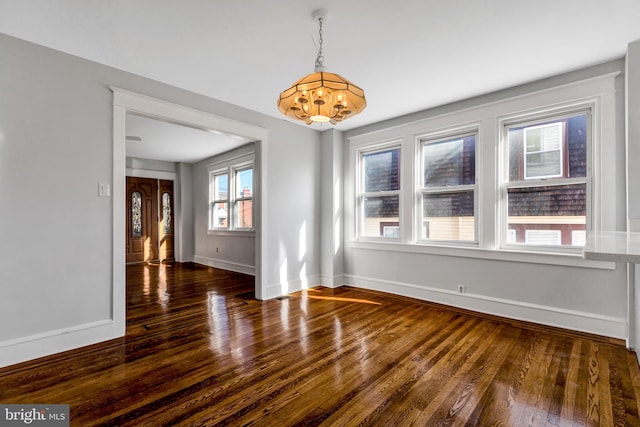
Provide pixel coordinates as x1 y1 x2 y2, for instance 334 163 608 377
277 10 366 125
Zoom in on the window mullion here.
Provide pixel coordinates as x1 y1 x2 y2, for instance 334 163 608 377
421 184 477 194
505 176 587 189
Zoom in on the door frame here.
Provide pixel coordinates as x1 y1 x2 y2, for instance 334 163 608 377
111 87 268 336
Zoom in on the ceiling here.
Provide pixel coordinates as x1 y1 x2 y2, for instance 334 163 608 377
2 1 640 160
125 113 252 163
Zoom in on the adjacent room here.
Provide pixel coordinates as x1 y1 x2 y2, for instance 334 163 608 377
2 1 640 424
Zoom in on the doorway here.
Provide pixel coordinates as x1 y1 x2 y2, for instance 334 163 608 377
112 87 268 328
126 177 174 264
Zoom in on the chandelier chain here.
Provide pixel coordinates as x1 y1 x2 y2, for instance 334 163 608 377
315 17 324 68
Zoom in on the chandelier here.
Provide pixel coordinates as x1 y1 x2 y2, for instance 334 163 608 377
277 9 366 125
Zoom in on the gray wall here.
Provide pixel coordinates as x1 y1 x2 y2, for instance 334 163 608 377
0 33 320 366
627 39 640 355
193 144 256 274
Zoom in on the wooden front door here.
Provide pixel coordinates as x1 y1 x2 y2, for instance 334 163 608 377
158 179 175 261
126 177 159 264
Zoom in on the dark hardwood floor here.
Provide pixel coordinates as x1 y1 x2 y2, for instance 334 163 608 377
2 262 640 426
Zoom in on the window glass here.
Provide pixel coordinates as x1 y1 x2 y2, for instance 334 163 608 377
525 230 562 245
131 191 142 237
235 200 252 228
506 182 586 246
361 195 400 238
211 202 228 228
236 168 253 198
162 192 172 235
363 149 400 192
422 191 475 241
214 174 228 200
423 136 475 187
508 114 587 182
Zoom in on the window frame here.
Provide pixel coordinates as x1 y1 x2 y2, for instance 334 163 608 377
232 164 254 230
346 73 617 269
417 129 479 246
209 170 230 230
499 106 592 254
356 142 402 241
208 156 255 234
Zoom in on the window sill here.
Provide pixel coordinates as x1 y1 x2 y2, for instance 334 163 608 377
207 229 255 237
348 240 615 270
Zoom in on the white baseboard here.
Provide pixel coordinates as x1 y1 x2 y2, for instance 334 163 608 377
318 275 345 288
265 274 323 300
193 255 255 276
0 319 123 368
344 274 626 339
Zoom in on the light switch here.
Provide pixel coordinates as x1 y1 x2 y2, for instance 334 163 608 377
98 182 111 197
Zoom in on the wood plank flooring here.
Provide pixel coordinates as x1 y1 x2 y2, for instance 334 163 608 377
2 262 640 426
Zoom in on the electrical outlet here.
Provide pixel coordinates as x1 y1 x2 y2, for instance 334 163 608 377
458 285 465 294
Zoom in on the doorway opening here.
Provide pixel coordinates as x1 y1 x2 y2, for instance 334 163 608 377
112 87 268 338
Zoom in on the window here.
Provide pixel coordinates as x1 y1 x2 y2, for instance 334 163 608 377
420 132 476 242
210 173 229 229
503 111 589 249
131 191 142 237
348 74 616 263
208 160 254 232
234 167 253 229
358 146 401 238
162 192 172 235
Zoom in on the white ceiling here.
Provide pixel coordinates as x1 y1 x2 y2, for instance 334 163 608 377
2 0 640 160
125 113 253 163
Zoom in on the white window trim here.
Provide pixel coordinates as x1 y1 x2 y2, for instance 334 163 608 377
232 164 254 230
207 152 255 235
355 141 402 242
346 72 619 268
209 170 229 230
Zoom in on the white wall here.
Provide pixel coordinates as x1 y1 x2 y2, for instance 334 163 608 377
126 157 176 174
262 126 322 298
627 39 640 358
320 129 345 286
0 33 320 366
175 162 194 263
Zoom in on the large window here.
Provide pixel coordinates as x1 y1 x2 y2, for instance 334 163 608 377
420 132 477 242
209 162 253 231
503 111 589 249
350 74 616 262
358 146 401 238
